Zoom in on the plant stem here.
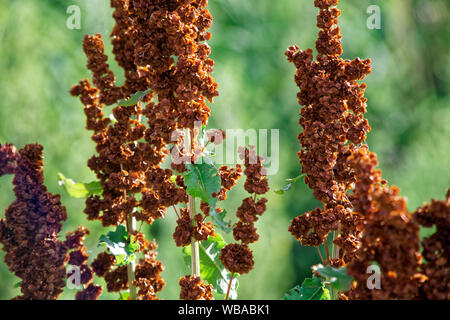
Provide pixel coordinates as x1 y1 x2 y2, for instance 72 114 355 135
225 273 234 300
126 209 137 300
187 128 201 277
317 247 325 265
324 238 331 264
332 225 341 261
330 224 341 300
189 195 200 276
121 163 137 300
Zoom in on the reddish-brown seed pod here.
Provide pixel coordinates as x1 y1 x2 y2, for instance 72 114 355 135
220 244 255 275
0 143 17 177
91 252 116 278
134 253 166 300
236 197 268 223
173 209 193 247
75 283 103 301
179 275 214 300
413 191 450 300
233 222 259 244
104 265 129 292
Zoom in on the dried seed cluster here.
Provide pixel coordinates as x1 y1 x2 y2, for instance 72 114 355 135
414 191 450 300
344 146 422 300
173 208 215 247
179 275 213 300
133 238 166 300
286 0 371 261
0 144 69 300
0 143 17 177
219 146 269 275
65 226 103 300
91 233 165 300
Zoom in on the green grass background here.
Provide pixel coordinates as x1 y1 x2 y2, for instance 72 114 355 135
0 0 448 300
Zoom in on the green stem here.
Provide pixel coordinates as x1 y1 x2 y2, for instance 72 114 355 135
121 163 137 300
189 195 200 276
187 128 201 277
330 224 341 300
225 273 234 300
126 209 137 300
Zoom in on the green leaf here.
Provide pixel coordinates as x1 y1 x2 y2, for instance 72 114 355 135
274 183 293 195
98 226 139 266
118 292 130 300
275 173 305 195
58 173 102 198
209 208 232 233
182 234 239 300
183 161 221 208
284 276 330 300
14 281 21 288
312 264 354 292
117 89 151 106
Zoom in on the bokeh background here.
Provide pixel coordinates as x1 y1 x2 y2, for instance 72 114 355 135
0 0 449 300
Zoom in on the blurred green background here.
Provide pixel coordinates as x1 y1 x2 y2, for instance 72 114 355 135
0 0 448 300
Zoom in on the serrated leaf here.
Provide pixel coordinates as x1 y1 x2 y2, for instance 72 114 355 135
98 226 139 266
117 89 151 106
58 173 102 198
275 173 305 195
312 264 354 292
209 208 232 233
182 234 239 300
284 276 330 300
183 161 221 208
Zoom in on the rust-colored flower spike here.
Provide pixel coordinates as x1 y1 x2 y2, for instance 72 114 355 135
286 0 428 300
344 146 422 300
414 190 450 300
220 146 269 276
72 0 228 298
0 144 69 300
286 0 372 262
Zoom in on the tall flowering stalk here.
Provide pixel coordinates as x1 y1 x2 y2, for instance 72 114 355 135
286 0 372 264
285 0 449 300
70 0 253 300
219 146 269 299
0 144 69 299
